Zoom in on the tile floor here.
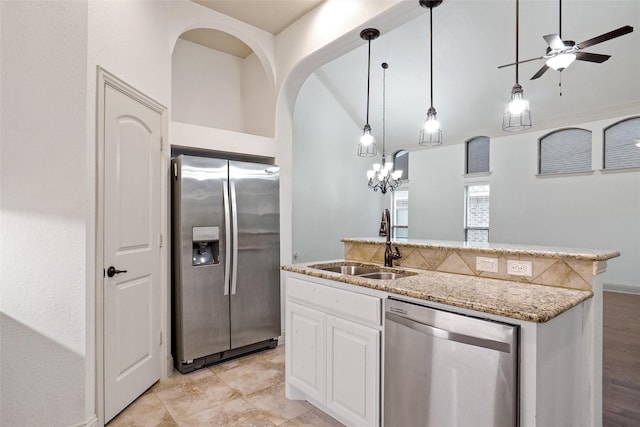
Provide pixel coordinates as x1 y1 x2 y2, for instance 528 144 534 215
107 345 343 426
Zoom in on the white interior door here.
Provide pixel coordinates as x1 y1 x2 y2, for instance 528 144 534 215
103 84 162 422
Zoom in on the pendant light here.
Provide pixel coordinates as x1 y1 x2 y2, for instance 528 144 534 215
503 0 532 131
358 28 380 157
418 0 443 147
367 63 402 194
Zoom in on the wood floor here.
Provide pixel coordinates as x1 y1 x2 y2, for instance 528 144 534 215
603 291 640 426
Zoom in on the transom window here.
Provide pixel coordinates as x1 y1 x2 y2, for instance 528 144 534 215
466 136 490 174
603 117 640 170
539 128 592 175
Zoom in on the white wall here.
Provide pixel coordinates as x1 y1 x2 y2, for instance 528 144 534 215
292 74 384 262
171 39 276 138
172 38 244 131
490 116 640 289
410 144 466 241
409 115 640 289
0 1 89 425
242 52 276 137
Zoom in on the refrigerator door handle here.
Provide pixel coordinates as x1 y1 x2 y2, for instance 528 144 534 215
230 180 239 295
223 180 231 295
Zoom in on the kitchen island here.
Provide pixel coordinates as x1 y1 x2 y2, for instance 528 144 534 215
282 238 619 427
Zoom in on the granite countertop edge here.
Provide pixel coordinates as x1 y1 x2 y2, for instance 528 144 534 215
341 237 620 261
283 260 594 323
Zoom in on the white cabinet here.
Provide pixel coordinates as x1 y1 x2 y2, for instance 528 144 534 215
326 315 379 426
285 275 382 427
287 301 326 402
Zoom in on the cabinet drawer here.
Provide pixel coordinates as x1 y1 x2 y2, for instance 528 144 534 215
287 277 381 326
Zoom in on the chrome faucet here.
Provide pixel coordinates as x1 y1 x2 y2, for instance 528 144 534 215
380 208 402 267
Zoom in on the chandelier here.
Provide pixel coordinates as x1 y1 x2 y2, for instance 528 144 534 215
367 63 402 194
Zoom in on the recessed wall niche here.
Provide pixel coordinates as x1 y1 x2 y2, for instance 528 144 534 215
171 28 275 137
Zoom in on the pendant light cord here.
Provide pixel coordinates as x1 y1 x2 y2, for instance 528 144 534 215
366 39 372 125
515 0 519 84
429 6 434 108
382 63 387 156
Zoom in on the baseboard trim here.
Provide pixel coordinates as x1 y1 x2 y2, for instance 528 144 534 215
604 283 640 295
166 356 174 378
70 414 98 427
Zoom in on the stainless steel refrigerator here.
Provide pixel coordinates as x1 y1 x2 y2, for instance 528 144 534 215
171 155 281 373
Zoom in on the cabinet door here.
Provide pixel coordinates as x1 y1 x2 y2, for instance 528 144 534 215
286 302 326 403
326 315 380 427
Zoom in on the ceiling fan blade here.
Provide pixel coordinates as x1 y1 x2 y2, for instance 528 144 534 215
530 64 550 80
575 52 611 63
576 25 634 49
497 56 544 69
543 34 564 50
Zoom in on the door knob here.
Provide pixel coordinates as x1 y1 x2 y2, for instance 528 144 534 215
107 266 128 277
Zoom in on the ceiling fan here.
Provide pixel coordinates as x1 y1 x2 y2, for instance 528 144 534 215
499 0 634 80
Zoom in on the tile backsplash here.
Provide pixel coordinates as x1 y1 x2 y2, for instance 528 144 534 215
344 241 602 291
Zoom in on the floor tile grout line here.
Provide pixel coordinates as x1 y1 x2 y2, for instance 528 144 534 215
152 387 180 426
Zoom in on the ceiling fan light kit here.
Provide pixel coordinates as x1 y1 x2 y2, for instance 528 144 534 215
418 0 443 147
498 0 634 81
546 52 576 71
358 28 380 157
503 0 532 132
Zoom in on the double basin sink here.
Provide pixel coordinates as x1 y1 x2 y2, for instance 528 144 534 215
309 262 416 280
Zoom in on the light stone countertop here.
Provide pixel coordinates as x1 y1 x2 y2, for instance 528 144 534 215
283 260 593 323
342 237 620 261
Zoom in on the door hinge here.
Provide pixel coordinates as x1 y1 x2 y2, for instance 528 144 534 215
160 332 163 346
160 137 163 151
160 234 163 248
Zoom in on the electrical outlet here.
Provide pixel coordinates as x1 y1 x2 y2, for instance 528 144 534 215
476 256 499 273
507 260 533 277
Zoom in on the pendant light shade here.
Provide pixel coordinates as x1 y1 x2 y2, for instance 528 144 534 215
503 0 532 131
419 0 443 147
358 28 380 157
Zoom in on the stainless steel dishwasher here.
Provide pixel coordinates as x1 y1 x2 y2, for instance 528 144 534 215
384 298 519 426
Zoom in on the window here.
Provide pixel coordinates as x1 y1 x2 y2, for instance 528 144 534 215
393 150 409 180
465 136 490 174
538 128 592 175
465 184 489 243
391 187 408 239
603 117 640 170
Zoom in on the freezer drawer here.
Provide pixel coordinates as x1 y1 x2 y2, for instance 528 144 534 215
384 298 519 427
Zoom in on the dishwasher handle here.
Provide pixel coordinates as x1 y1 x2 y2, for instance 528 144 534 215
386 311 512 353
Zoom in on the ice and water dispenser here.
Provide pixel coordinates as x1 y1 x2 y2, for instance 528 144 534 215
192 226 220 266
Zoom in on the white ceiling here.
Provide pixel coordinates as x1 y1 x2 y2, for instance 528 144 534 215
187 0 640 153
316 0 640 153
193 0 324 34
187 0 323 57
